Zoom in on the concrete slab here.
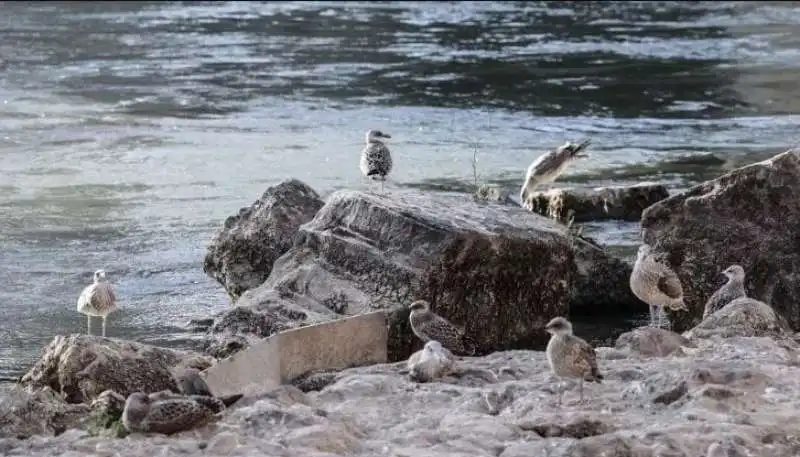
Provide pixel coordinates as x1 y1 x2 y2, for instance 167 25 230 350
200 311 389 397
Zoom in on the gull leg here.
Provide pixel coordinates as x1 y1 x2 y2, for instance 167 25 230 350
556 379 564 406
579 378 584 403
87 315 92 335
380 178 385 193
102 316 107 337
648 305 656 327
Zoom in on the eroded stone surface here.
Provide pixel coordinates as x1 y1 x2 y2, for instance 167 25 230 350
208 188 639 361
6 336 800 456
18 335 213 404
526 182 670 222
203 179 325 300
641 149 800 331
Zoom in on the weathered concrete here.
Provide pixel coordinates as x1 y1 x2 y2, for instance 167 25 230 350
641 149 800 331
203 179 325 300
202 312 388 398
526 182 670 222
207 186 641 362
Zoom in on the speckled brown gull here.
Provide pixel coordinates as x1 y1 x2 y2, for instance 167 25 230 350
408 300 476 355
545 316 603 405
360 129 393 192
630 244 688 328
407 340 455 382
520 139 591 205
122 392 235 435
76 269 117 337
703 264 747 320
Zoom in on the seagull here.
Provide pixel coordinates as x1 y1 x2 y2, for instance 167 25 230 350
520 139 591 206
630 244 688 328
702 264 747 320
360 129 393 192
407 340 456 383
77 269 117 337
408 300 477 355
122 391 238 435
544 317 603 405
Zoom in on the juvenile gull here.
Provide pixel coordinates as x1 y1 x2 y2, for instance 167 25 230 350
520 139 591 205
702 264 747 320
407 340 456 383
76 269 117 337
408 300 476 355
630 244 688 328
544 316 603 405
360 129 393 192
122 391 238 435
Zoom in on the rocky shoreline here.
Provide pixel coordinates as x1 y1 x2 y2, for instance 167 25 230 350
3 149 800 457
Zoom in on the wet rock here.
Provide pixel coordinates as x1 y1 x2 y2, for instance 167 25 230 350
615 327 696 357
205 304 308 358
203 179 325 300
214 188 636 361
18 334 213 404
686 297 791 339
641 149 800 331
526 182 669 223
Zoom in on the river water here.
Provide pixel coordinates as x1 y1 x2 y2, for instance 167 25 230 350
1 1 800 382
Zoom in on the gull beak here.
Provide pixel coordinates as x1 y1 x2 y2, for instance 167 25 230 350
381 133 392 139
575 153 590 158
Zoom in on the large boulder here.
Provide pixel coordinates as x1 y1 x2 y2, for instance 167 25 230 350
641 149 800 332
18 335 213 404
209 187 641 362
203 179 325 300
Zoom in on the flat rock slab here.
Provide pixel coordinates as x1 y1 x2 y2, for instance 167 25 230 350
526 182 670 222
641 149 800 331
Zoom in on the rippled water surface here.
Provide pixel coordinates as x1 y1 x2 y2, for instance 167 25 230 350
2 1 800 381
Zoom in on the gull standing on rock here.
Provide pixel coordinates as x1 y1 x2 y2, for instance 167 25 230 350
702 264 747 320
407 341 456 382
545 317 603 405
408 300 476 355
360 129 393 192
519 139 591 207
122 391 241 435
630 244 688 328
77 269 117 337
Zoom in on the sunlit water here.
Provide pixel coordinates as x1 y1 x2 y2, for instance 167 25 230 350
2 1 800 381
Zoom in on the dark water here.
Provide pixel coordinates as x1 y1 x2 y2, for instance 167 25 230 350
2 1 800 381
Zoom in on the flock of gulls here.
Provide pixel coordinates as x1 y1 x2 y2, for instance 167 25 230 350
70 133 754 434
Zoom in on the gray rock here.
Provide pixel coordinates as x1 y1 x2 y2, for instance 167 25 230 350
203 179 325 300
7 336 800 456
210 188 638 361
615 327 696 357
18 334 213 404
526 182 670 223
686 297 791 339
641 149 800 331
0 385 90 439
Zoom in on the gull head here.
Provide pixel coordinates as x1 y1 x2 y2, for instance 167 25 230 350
721 264 745 282
123 392 152 423
93 269 108 282
365 129 391 143
545 316 573 336
408 299 430 314
423 340 444 354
